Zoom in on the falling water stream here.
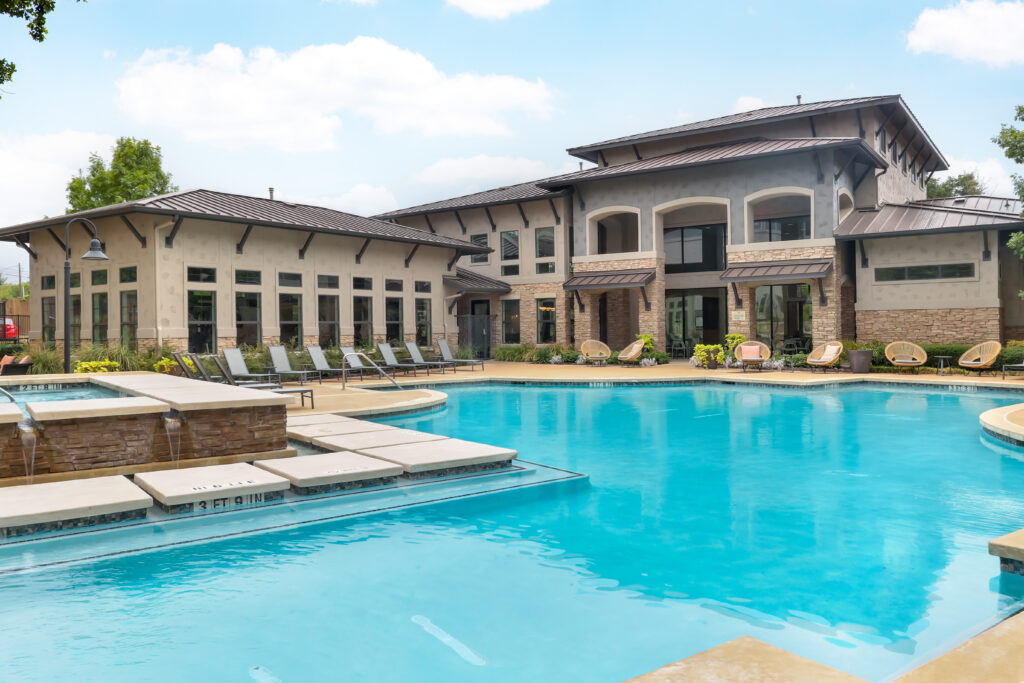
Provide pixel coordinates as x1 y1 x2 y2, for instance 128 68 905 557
17 423 37 484
163 415 183 467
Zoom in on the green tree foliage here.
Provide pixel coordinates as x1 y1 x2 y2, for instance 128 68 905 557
993 104 1024 204
0 0 81 96
925 171 986 199
66 137 178 212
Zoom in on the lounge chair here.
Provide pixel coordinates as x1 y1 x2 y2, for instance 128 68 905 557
378 343 425 376
187 353 223 383
340 347 379 380
617 340 645 364
172 351 199 380
405 341 455 374
581 340 612 363
959 341 1002 375
223 347 280 384
268 345 322 384
808 341 844 372
212 356 314 408
736 341 771 371
0 357 31 376
885 341 926 372
437 338 484 371
306 345 367 381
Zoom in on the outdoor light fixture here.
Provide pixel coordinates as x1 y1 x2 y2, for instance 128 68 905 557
64 218 109 373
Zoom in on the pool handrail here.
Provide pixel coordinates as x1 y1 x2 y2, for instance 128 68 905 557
341 351 403 391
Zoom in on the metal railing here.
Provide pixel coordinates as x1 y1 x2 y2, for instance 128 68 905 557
341 352 404 390
0 387 15 404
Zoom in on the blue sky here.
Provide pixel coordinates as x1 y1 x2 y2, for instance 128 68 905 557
1 0 1022 279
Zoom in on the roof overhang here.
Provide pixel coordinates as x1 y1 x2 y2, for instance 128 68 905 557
563 268 656 291
720 258 833 283
377 188 572 221
442 268 511 294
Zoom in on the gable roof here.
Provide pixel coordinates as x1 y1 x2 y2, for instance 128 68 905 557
835 196 1024 239
0 189 488 254
374 181 569 220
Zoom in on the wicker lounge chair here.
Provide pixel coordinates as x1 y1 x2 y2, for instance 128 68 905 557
617 340 645 364
959 341 1002 374
404 341 455 374
581 340 612 363
736 341 771 371
885 341 927 372
808 341 844 372
378 343 425 376
437 339 484 371
268 345 322 384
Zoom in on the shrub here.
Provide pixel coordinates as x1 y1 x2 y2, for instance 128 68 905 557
641 350 671 365
153 357 189 375
635 334 654 352
0 343 25 357
26 345 62 374
788 353 809 368
562 349 580 364
724 334 746 356
692 344 725 368
73 360 120 373
453 344 476 360
532 346 552 364
493 344 535 362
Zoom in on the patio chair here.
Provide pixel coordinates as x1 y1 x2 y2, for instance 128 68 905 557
885 341 927 372
268 345 322 385
212 356 314 408
437 338 484 371
736 341 771 371
377 343 425 376
306 345 366 381
808 341 845 372
172 351 199 380
405 341 455 374
0 358 31 376
581 340 612 363
223 347 279 384
959 341 1002 375
187 353 223 383
617 340 645 364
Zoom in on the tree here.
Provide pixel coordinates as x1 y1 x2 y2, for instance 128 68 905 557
925 171 986 199
66 137 178 212
993 104 1024 205
1 0 81 97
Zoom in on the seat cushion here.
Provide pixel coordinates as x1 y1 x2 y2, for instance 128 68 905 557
740 345 762 361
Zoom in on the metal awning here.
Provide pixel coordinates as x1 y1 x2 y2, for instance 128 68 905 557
442 267 511 294
563 268 656 291
719 258 832 283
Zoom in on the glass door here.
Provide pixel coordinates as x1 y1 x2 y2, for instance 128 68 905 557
755 284 811 353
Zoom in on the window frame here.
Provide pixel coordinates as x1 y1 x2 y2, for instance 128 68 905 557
385 296 403 343
317 293 340 348
40 275 56 290
500 229 519 261
235 269 262 286
186 266 215 284
120 290 138 350
317 274 339 289
91 292 109 345
873 262 977 283
186 290 216 353
119 266 138 284
353 295 373 347
278 292 302 346
415 298 432 347
278 272 302 288
536 298 556 344
235 291 262 348
502 299 521 345
470 234 489 264
41 296 57 344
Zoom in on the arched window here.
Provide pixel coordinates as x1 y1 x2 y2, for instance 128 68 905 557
586 207 640 256
745 188 813 244
837 190 854 223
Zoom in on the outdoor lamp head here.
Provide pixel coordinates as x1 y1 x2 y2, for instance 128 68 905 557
81 238 109 261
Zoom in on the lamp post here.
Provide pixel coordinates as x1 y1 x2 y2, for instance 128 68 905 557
64 218 109 373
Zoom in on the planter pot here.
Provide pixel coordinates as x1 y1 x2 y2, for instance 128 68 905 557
706 358 718 370
848 349 872 374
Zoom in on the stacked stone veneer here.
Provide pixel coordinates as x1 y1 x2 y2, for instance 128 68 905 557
572 257 666 351
0 405 286 478
856 308 1001 344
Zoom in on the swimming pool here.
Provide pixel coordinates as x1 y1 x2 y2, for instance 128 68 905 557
1 382 1024 681
3 383 124 416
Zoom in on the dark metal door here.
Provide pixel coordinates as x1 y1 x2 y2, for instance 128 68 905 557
459 300 493 359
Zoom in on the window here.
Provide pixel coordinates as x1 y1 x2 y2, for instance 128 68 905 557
470 234 488 264
535 227 555 258
874 263 976 282
353 277 372 290
279 293 302 346
236 292 261 347
41 275 56 290
536 298 556 344
415 298 431 347
318 295 339 348
385 279 403 292
69 272 80 288
665 224 726 273
120 291 138 350
92 292 109 345
317 274 338 289
41 297 56 343
415 281 431 293
119 266 137 284
500 230 519 261
279 272 302 287
353 296 373 346
752 215 811 243
501 265 520 277
235 269 261 285
186 267 215 283
187 291 216 353
69 294 81 348
92 269 108 286
891 141 898 164
536 262 556 274
386 297 403 342
878 129 886 153
502 300 520 344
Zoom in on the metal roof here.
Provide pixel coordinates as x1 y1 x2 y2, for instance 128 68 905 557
0 189 488 254
375 181 569 220
442 267 511 294
720 259 833 282
563 268 656 291
834 198 1024 240
538 138 886 189
911 195 1023 216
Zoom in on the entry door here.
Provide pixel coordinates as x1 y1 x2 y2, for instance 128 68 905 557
598 293 608 343
468 299 490 358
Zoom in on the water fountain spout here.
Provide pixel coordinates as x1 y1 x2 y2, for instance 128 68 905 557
162 410 185 467
16 421 39 484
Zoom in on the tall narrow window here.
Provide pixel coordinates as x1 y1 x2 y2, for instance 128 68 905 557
470 234 488 264
69 294 81 348
92 292 109 345
535 227 555 258
502 300 520 344
187 291 216 353
415 298 431 347
501 230 519 261
318 294 339 348
120 290 138 350
236 292 261 347
385 297 403 342
536 298 556 344
41 297 56 344
279 293 302 347
353 296 373 347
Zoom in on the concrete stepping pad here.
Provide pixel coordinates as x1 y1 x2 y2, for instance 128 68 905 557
357 438 517 478
286 413 359 427
0 475 153 538
254 451 403 494
312 429 448 452
287 420 394 441
133 463 289 514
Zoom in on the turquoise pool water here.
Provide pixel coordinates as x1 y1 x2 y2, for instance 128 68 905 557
6 384 123 415
2 383 1024 681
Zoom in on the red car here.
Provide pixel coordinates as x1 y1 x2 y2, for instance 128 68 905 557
2 318 18 340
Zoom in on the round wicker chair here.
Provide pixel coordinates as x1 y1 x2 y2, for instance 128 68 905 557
959 341 1002 374
807 341 844 373
618 340 645 364
581 339 612 363
885 341 927 371
736 341 771 371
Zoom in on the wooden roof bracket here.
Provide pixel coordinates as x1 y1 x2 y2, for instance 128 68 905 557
817 278 828 306
47 228 66 252
898 131 919 162
164 215 183 248
447 294 463 314
858 240 869 268
455 210 467 234
447 251 459 272
298 231 315 260
572 289 585 313
598 150 608 167
983 231 992 261
424 214 435 234
834 152 856 182
120 215 146 248
631 144 642 161
548 198 561 225
808 116 817 137
639 285 651 311
485 206 497 232
355 238 371 264
15 236 36 261
852 165 874 191
236 224 253 254
516 202 530 229
875 106 898 137
731 282 742 307
888 120 909 149
404 244 419 268
856 109 865 138
812 152 824 183
576 185 586 211
907 144 926 170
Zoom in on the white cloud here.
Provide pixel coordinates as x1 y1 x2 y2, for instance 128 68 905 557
938 156 1016 196
116 38 553 152
102 49 117 60
446 0 549 19
413 154 577 189
276 184 398 216
732 96 768 113
907 1 1024 67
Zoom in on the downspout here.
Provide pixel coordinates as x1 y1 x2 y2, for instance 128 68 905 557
151 217 175 348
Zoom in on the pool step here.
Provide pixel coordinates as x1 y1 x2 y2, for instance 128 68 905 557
358 439 517 478
133 463 290 514
0 475 152 538
254 451 403 494
287 420 395 441
312 429 447 452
